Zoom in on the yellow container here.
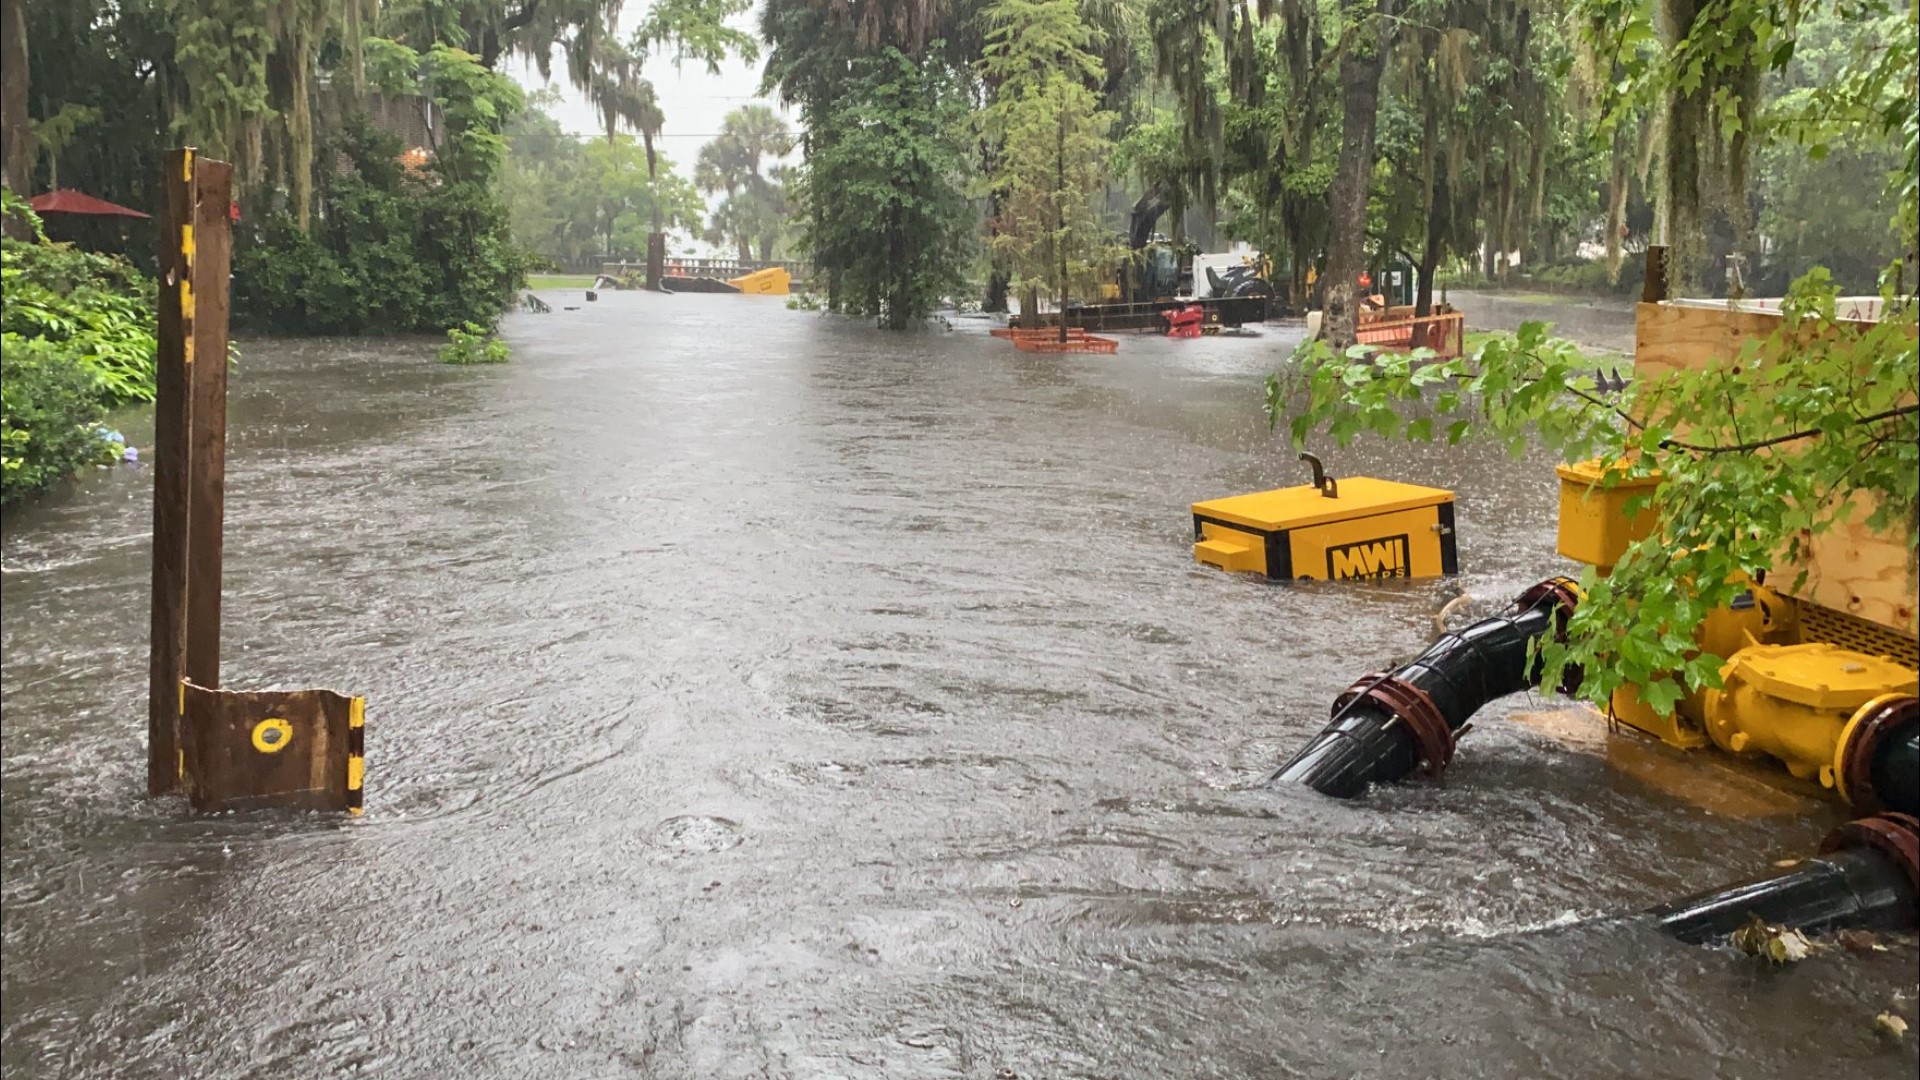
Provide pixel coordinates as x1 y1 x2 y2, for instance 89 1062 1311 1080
1555 458 1661 569
726 266 791 295
1191 477 1457 581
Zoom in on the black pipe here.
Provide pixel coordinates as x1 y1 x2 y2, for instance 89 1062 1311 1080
1651 848 1915 944
1271 581 1575 798
1651 816 1919 944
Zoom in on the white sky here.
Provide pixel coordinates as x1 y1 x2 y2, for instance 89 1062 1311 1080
506 7 800 189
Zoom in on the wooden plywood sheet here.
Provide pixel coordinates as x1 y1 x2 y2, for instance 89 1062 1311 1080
1631 301 1917 636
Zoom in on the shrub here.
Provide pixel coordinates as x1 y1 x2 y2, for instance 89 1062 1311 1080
1 188 158 504
1 336 116 502
438 321 510 364
232 125 525 336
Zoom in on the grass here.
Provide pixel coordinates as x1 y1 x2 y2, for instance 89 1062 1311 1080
525 274 598 290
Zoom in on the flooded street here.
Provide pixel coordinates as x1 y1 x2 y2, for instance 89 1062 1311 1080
3 294 1913 1079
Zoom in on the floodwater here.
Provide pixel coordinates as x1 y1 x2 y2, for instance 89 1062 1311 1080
1447 290 1638 355
2 294 1913 1079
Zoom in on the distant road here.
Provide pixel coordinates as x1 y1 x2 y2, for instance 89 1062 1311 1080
1444 289 1637 355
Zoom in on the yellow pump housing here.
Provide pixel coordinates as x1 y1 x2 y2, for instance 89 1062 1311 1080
1701 642 1918 790
1555 458 1660 570
726 266 791 295
1191 475 1457 581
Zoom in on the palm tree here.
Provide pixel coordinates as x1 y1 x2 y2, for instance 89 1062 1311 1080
695 105 795 260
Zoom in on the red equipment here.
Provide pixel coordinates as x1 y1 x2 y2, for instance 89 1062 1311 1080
1162 303 1206 339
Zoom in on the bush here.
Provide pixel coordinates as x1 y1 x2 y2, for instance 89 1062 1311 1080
1 336 115 502
438 321 510 364
232 125 525 336
1 188 158 504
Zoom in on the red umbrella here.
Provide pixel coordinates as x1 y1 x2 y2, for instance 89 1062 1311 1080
27 189 151 219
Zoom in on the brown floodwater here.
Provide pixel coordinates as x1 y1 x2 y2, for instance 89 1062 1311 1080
3 293 1914 1079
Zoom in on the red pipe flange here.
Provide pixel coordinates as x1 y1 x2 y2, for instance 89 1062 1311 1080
1335 673 1456 779
1838 697 1918 817
1819 812 1920 900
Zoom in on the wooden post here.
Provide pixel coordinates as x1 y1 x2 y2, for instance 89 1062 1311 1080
185 159 233 690
646 231 666 292
1641 245 1669 304
148 150 234 796
147 149 195 796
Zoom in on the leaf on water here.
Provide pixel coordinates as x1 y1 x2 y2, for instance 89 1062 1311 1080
1835 929 1888 954
1731 914 1814 963
1875 1013 1909 1039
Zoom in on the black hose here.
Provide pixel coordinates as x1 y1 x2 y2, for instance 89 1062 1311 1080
1651 815 1919 944
1271 581 1574 798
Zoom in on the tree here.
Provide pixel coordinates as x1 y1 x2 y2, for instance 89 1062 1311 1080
1269 0 1918 722
1320 0 1396 350
799 48 975 328
1 0 30 210
761 0 986 323
694 104 795 259
977 0 1117 337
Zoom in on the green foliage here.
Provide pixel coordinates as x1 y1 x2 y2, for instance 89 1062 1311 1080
797 49 976 329
693 106 795 260
0 191 156 503
977 0 1119 309
0 337 115 503
232 49 527 336
1268 271 1919 714
439 321 512 364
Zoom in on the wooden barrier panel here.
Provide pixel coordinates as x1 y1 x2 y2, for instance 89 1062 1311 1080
181 683 364 813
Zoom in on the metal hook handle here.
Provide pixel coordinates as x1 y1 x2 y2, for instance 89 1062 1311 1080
1299 452 1339 498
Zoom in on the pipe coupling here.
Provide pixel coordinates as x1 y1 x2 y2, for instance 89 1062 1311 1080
1334 673 1455 779
1834 695 1918 817
1819 812 1920 902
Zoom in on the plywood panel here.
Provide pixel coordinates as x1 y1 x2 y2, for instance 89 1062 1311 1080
1632 302 1916 636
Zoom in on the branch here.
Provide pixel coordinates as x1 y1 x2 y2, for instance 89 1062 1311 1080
499 0 542 36
1661 403 1920 454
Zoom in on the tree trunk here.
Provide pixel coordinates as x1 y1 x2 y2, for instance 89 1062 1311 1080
1 0 31 238
985 187 1010 312
1321 0 1396 351
737 237 751 261
1056 111 1068 344
1416 180 1446 319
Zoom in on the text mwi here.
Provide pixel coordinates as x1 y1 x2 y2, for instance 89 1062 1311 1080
1326 535 1410 580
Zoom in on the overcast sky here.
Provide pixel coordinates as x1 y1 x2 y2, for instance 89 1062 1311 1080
505 9 800 189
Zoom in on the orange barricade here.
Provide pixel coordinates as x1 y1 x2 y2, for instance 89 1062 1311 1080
1353 311 1465 360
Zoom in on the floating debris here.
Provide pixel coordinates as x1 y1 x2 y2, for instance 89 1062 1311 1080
1875 1013 1908 1040
1731 914 1813 963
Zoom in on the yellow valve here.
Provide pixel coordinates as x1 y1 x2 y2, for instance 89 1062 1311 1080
1701 642 1918 788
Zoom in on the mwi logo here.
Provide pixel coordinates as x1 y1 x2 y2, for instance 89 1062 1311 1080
1326 535 1410 580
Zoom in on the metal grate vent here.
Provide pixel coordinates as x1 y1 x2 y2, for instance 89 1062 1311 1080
1793 599 1920 671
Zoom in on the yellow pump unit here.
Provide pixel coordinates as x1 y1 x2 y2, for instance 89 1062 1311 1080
1191 454 1457 581
726 266 791 295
